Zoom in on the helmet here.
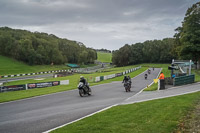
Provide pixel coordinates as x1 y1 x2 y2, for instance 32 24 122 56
80 76 84 79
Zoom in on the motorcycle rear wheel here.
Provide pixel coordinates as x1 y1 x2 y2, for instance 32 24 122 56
88 88 92 95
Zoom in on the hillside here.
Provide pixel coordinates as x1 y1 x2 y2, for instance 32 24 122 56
0 55 69 75
97 52 112 63
0 27 97 65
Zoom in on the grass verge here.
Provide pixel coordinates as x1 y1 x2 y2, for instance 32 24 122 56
51 92 200 133
192 69 200 82
144 82 158 91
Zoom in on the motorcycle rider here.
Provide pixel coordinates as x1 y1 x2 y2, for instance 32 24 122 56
127 75 132 86
148 69 151 74
122 75 129 83
79 76 90 91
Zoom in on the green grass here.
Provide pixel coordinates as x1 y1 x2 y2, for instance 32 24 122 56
52 92 200 133
145 82 158 91
192 69 200 82
0 55 69 75
97 52 112 63
0 65 146 103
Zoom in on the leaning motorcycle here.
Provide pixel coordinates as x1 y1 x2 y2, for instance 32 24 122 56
77 82 91 97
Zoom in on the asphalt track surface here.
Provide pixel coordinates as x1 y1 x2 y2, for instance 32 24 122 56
0 74 53 83
0 68 161 133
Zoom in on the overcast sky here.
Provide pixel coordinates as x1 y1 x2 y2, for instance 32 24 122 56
0 0 198 50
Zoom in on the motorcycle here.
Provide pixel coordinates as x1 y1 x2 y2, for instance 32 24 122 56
144 74 148 80
148 69 151 74
124 81 131 92
77 82 91 97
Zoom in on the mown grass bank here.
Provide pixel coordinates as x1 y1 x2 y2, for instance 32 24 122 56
52 92 200 133
0 65 146 103
0 55 69 75
97 52 112 63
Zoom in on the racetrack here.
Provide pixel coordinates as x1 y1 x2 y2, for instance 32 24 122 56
0 68 161 133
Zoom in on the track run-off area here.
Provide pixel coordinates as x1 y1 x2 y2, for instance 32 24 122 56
0 68 162 133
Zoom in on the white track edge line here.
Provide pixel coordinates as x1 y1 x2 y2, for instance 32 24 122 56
123 89 200 105
43 104 118 133
126 68 162 101
42 68 148 132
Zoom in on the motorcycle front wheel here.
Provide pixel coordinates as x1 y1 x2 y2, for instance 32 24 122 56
79 89 84 97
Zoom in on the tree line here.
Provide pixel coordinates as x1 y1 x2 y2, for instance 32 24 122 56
96 48 112 53
0 27 97 65
112 38 176 66
112 2 200 67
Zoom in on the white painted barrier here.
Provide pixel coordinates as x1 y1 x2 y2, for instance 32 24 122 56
95 76 100 82
60 80 69 85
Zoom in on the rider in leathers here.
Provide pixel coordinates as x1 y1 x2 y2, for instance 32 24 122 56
80 76 90 91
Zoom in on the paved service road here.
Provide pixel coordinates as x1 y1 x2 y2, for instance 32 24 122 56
0 74 54 83
0 68 161 133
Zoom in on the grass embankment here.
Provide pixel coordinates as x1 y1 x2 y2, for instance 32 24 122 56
0 55 69 75
0 65 147 103
97 52 112 63
52 92 200 133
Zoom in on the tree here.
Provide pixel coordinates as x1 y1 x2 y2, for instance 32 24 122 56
175 2 200 68
0 27 97 65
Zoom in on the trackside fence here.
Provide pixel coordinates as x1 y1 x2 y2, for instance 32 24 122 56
95 66 141 82
173 74 195 86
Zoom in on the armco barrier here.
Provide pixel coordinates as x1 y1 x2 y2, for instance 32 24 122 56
0 69 74 79
174 74 195 86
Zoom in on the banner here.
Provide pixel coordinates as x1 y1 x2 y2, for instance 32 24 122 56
28 81 60 89
0 85 26 93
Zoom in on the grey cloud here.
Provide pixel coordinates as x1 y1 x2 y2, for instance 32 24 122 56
0 0 199 50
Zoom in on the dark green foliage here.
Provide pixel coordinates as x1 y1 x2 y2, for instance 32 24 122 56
96 48 111 53
174 2 200 66
0 27 97 65
112 38 176 66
